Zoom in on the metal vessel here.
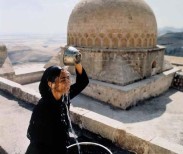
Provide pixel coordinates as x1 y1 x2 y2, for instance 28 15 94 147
63 46 82 66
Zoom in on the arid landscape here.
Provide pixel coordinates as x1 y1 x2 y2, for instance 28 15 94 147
0 34 66 65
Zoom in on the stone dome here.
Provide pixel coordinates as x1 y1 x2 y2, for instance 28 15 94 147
67 0 157 49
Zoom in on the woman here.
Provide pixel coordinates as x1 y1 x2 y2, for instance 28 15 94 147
26 62 89 154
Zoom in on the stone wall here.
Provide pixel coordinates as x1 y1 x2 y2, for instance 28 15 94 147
65 47 164 86
146 48 164 76
67 48 142 85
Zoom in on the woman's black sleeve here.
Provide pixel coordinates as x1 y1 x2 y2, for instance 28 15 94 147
27 105 53 146
69 67 89 100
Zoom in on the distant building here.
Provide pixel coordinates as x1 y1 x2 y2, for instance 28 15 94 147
0 44 15 79
0 44 7 67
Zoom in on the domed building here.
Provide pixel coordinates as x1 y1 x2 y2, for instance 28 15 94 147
67 0 165 86
44 0 176 109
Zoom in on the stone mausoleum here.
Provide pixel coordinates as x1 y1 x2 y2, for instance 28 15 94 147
67 0 164 85
47 0 177 109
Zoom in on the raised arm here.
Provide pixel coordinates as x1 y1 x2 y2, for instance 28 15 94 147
69 63 89 99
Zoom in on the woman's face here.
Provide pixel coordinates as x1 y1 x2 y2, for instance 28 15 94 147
49 69 71 94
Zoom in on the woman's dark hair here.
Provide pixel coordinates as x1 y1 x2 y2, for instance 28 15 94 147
39 66 62 98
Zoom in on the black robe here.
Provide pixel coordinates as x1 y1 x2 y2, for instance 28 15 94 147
26 68 89 154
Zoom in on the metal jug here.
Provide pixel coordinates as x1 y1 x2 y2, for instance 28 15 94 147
63 46 82 66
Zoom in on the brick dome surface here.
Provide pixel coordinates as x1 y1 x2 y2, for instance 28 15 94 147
67 0 157 49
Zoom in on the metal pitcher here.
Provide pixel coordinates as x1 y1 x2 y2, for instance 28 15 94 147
63 46 82 66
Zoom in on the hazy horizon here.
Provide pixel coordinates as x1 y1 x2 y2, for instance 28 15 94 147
0 0 183 35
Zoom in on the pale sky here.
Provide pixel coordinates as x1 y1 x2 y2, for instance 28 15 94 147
0 0 183 34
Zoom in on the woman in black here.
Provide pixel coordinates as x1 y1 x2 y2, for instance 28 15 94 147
26 62 89 154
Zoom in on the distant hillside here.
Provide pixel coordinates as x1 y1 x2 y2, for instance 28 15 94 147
0 34 67 65
158 27 183 36
158 32 183 57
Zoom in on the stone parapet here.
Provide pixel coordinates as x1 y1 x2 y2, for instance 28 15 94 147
0 77 40 104
70 106 182 154
13 70 44 85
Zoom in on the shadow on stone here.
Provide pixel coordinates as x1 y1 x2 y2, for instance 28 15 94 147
0 146 8 154
0 90 34 112
70 124 136 154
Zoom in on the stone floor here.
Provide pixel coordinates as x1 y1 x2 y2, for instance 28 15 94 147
0 90 33 154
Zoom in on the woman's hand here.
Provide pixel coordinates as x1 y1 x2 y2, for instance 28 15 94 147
75 63 83 75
